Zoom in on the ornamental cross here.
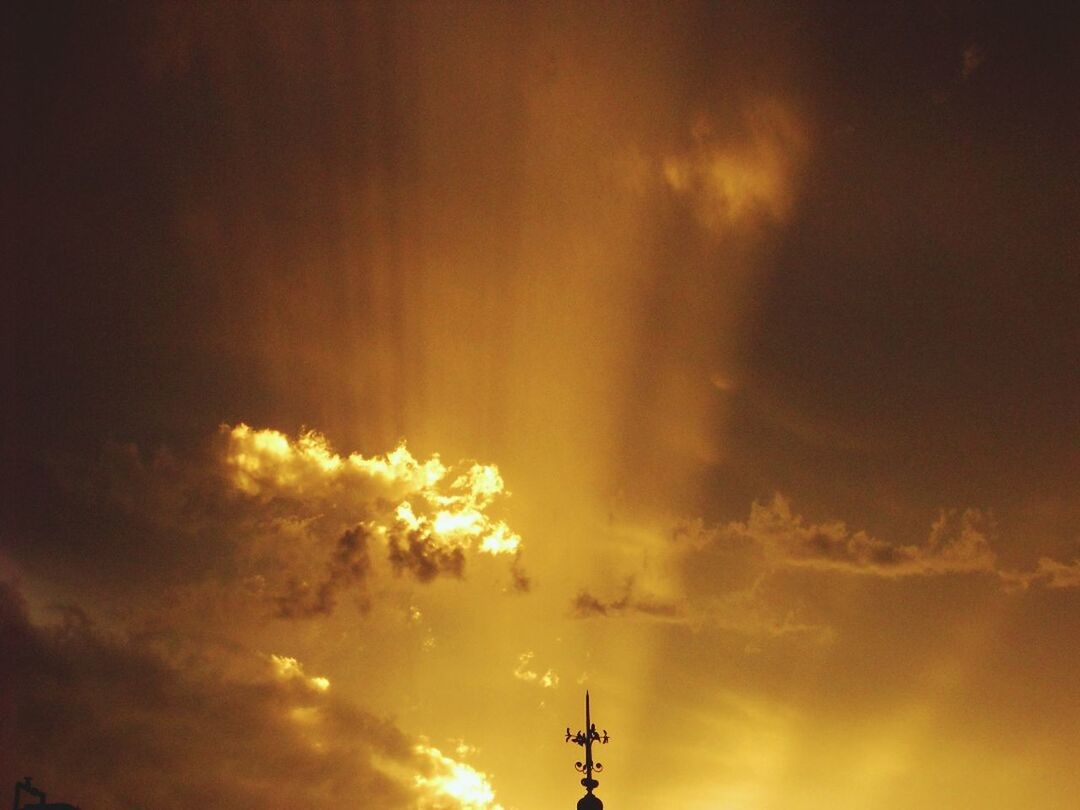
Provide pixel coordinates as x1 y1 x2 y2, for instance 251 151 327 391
564 691 610 794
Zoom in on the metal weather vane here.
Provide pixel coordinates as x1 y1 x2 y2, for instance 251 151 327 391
564 690 610 795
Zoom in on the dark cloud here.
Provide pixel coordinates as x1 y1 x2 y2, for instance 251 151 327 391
0 580 415 809
675 496 995 579
754 498 997 577
684 495 1072 587
508 555 532 594
387 528 466 584
572 569 833 644
572 578 685 622
272 525 374 619
572 590 613 618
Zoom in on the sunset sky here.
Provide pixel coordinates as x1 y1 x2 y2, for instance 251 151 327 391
3 3 1079 809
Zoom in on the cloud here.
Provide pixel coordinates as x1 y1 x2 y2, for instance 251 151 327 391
225 424 521 555
730 496 998 578
226 424 440 507
271 524 375 618
512 651 559 689
1030 557 1080 589
662 101 809 234
386 527 466 583
507 555 532 594
700 584 836 646
1000 557 1080 591
2 579 506 810
270 653 331 692
48 425 526 622
571 495 1076 640
572 572 832 644
570 493 1000 636
2 578 481 810
572 578 687 622
708 496 1075 590
219 424 526 616
413 743 504 810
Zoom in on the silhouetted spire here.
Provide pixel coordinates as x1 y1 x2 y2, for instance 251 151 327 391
564 691 610 810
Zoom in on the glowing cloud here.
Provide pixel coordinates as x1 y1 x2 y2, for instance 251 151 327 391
663 101 808 233
414 743 505 810
226 423 446 500
270 654 330 692
216 424 525 614
513 651 560 688
225 424 521 558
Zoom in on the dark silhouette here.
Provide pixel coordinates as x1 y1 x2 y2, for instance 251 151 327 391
565 691 610 810
11 778 79 810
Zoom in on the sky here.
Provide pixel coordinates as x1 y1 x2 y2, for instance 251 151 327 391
3 2 1078 809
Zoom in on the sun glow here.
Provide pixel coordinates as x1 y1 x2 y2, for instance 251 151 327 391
415 744 504 810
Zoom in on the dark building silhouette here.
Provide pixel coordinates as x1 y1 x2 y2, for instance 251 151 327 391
12 777 79 810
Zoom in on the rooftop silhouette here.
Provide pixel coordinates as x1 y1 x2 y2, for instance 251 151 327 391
12 777 79 810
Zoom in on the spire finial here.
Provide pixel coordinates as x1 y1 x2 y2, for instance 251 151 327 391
564 691 610 798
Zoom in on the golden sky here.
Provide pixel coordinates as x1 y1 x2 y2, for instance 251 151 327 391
3 3 1079 809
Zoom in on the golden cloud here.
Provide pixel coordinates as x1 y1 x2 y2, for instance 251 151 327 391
270 653 330 692
662 101 809 233
513 651 560 689
413 742 505 810
225 424 521 557
219 424 525 615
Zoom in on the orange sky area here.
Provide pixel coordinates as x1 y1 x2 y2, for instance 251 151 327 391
3 3 1078 810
